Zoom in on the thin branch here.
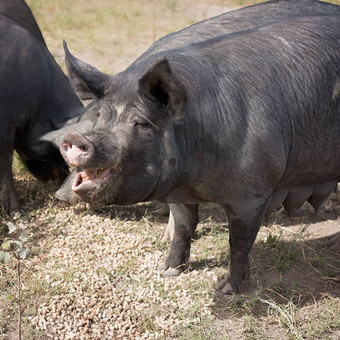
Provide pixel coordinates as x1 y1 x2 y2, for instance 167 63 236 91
16 255 22 340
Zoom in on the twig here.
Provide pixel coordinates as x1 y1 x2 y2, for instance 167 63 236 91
263 288 289 302
321 276 340 282
17 255 22 340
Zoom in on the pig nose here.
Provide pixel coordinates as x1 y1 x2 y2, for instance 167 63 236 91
60 133 94 167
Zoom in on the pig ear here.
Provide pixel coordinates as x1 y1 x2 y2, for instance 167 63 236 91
63 41 110 100
40 128 65 147
138 58 187 119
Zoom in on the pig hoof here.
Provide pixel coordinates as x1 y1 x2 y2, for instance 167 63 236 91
158 263 185 276
162 266 184 277
215 277 238 294
221 283 237 294
158 263 167 271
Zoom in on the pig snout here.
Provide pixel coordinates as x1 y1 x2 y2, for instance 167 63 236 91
60 133 94 167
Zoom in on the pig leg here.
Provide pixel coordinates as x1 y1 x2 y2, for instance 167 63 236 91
308 181 337 212
0 142 20 214
160 210 174 243
283 186 313 215
216 200 268 294
159 203 199 276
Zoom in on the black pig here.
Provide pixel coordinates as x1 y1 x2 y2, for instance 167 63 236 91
0 1 83 214
53 0 340 239
56 14 340 293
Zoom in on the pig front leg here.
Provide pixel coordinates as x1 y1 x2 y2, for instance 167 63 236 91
216 200 268 294
160 210 174 243
0 142 21 214
159 203 199 276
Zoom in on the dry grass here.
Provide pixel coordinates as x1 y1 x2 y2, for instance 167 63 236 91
1 0 340 339
28 0 241 74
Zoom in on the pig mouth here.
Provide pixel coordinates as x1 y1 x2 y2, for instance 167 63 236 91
72 167 115 191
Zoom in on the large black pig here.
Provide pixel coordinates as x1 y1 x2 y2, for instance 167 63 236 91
56 13 340 294
52 0 340 241
0 3 83 214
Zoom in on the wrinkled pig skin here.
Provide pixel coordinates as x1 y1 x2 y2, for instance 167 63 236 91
0 1 84 214
52 8 340 293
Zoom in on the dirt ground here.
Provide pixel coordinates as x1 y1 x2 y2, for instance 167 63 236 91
1 0 340 339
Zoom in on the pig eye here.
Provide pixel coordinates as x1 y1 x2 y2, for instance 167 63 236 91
96 112 101 117
134 121 151 129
